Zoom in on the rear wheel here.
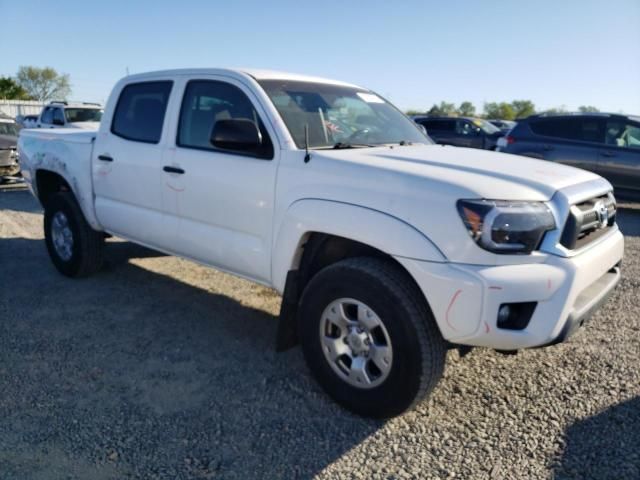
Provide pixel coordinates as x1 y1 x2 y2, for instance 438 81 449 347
298 257 446 418
44 192 104 277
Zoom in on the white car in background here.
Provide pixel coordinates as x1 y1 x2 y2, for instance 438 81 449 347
37 101 103 130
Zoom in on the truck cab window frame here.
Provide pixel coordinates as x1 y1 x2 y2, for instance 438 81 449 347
176 79 274 160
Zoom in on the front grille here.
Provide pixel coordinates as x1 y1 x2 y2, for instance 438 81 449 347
560 193 616 250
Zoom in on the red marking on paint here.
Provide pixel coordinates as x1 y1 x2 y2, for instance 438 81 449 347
547 279 552 290
484 321 490 333
166 183 185 192
445 289 462 331
489 286 503 290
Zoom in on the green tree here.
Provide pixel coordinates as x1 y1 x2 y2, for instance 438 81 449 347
0 77 32 100
16 66 71 102
405 109 425 116
427 101 458 116
543 105 568 114
511 100 536 119
483 102 516 120
578 105 599 113
458 101 476 116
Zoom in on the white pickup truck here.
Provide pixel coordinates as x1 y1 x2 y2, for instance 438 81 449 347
18 69 623 418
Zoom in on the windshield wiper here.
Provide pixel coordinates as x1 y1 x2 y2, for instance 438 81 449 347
332 142 376 149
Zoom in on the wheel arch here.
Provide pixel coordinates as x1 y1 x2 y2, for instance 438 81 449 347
35 168 102 230
273 199 446 351
272 199 445 293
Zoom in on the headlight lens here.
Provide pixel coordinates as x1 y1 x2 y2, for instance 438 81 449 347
457 199 555 254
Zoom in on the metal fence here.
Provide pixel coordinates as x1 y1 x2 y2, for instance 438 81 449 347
0 100 44 118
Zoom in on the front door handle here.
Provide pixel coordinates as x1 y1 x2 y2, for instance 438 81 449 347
600 150 616 158
163 166 185 174
98 154 113 162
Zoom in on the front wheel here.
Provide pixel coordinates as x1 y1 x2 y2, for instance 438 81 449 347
298 257 446 418
44 192 104 277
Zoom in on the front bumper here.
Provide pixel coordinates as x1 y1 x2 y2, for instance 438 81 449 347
397 227 624 350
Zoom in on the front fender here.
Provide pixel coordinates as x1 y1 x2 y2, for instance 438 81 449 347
271 199 446 292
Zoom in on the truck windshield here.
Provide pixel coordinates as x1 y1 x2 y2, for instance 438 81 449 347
258 80 431 149
64 108 103 123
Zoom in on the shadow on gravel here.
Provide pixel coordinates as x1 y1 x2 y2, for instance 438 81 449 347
554 396 640 479
616 208 640 237
0 185 41 214
0 237 382 479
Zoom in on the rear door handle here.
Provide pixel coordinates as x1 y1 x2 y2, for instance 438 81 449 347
600 150 616 158
163 166 185 174
98 154 113 162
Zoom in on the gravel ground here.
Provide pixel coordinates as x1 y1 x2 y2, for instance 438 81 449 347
1 184 638 480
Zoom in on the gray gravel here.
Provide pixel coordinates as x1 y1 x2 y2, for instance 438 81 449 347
1 185 639 479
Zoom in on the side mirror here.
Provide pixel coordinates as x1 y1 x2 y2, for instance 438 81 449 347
211 119 261 153
53 118 65 126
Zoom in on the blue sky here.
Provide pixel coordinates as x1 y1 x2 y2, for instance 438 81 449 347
1 0 639 113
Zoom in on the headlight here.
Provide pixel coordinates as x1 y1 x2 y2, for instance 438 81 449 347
457 199 555 254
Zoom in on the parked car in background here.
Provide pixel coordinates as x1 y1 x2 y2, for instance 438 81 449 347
488 119 516 132
0 115 20 179
16 114 39 128
413 116 504 150
37 101 103 129
19 68 623 418
499 113 640 195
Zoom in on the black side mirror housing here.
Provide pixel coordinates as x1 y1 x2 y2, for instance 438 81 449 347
211 119 261 153
52 118 65 126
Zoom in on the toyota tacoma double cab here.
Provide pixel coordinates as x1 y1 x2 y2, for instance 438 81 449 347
18 69 624 418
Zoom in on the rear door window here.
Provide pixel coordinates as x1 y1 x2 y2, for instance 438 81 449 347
421 119 456 132
530 117 605 143
111 81 173 143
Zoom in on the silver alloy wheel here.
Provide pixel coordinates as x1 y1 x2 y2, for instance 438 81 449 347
51 211 74 261
320 298 393 389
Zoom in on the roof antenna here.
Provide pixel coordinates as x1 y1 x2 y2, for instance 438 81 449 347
304 124 311 163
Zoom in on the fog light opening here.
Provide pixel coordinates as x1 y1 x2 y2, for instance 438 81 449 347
496 302 537 330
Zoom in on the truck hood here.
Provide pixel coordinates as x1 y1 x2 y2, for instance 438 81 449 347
315 144 602 201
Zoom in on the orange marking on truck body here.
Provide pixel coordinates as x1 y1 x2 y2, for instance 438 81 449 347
446 289 463 331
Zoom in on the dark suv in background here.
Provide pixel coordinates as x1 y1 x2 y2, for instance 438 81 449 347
500 113 640 195
413 116 504 150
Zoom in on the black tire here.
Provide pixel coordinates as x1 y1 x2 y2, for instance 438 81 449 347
298 257 446 418
44 192 104 277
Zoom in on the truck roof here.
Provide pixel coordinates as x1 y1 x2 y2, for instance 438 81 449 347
47 101 103 109
120 68 361 88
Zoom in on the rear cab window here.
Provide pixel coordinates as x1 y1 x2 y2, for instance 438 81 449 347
111 81 173 143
